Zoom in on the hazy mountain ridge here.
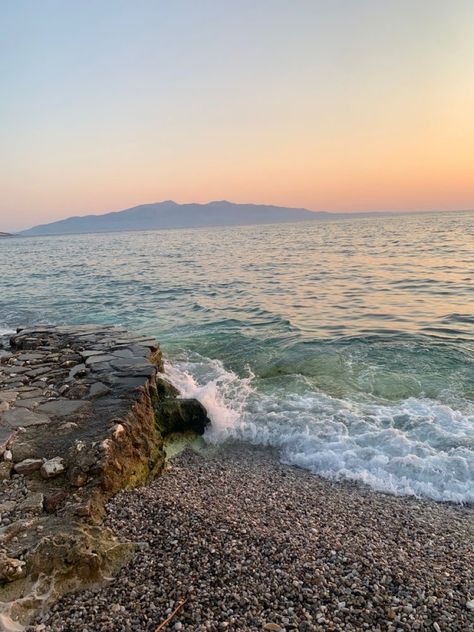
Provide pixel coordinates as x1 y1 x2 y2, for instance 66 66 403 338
19 201 330 236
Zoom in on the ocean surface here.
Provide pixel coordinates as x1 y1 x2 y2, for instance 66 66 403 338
1 211 473 502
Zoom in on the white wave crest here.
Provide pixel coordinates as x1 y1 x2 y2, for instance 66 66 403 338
164 356 474 504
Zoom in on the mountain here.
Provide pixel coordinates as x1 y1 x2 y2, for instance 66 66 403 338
0 232 14 238
19 201 329 236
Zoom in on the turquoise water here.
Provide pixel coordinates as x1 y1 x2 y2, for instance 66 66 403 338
1 211 473 501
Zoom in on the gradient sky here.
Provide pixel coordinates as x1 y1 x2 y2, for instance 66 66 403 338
1 0 474 231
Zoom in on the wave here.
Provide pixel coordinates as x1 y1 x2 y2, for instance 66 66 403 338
164 355 474 504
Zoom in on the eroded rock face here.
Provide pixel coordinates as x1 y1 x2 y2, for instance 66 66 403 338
0 325 208 628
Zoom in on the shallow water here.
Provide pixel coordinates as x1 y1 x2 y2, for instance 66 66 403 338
1 211 473 501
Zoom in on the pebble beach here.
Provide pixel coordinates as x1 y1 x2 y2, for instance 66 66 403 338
33 443 474 632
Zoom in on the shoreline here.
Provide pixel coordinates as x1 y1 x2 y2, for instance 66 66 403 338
35 442 474 631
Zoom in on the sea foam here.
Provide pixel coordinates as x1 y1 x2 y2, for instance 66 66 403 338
164 356 474 504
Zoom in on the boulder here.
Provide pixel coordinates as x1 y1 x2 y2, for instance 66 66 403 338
154 398 211 436
155 376 180 399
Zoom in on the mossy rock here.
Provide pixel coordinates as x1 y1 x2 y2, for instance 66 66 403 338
155 398 210 436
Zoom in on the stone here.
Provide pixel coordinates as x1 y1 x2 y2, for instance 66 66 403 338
65 383 89 399
18 388 44 398
14 398 44 409
41 456 66 479
25 365 54 378
80 350 108 359
0 554 26 583
263 624 283 631
44 490 68 513
88 382 110 399
0 350 13 364
13 458 43 475
85 355 115 366
155 398 211 436
111 348 134 358
3 449 12 461
0 407 51 427
37 398 88 417
156 376 180 399
68 468 88 487
467 599 474 610
0 427 15 453
69 363 87 379
0 401 9 413
0 461 12 480
0 390 19 403
0 500 16 514
18 492 44 514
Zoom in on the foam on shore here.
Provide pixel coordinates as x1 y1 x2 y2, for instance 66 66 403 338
165 355 474 504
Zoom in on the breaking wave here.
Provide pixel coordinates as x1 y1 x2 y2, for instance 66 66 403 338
165 355 474 504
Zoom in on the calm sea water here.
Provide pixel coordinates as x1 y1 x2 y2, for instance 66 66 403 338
1 211 473 502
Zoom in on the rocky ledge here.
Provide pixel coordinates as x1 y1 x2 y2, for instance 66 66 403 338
0 325 209 629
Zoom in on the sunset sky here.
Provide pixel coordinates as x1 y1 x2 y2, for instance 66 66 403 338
1 0 474 231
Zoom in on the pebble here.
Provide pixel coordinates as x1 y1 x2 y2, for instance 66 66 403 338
27 444 474 631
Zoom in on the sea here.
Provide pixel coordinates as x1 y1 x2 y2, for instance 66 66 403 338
1 210 473 503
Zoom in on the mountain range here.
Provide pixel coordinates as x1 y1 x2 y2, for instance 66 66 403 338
19 201 331 236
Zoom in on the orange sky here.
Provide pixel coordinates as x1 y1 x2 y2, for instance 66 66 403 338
1 1 473 230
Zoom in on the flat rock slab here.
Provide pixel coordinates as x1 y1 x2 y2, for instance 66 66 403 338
37 399 89 417
0 408 51 427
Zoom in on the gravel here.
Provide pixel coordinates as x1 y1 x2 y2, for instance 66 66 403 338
32 443 474 631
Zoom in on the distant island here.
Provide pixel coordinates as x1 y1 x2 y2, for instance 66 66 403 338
0 232 14 238
19 201 333 236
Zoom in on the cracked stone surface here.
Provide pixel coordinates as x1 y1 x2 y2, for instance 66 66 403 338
0 325 210 629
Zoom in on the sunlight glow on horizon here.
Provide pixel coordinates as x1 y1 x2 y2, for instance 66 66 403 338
1 0 474 231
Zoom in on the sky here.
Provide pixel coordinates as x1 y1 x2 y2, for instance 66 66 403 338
1 0 474 231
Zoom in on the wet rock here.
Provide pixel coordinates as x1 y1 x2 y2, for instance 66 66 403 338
41 457 66 479
13 458 43 475
155 376 180 399
155 398 211 435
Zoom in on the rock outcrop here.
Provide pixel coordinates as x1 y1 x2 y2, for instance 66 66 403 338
0 325 210 628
